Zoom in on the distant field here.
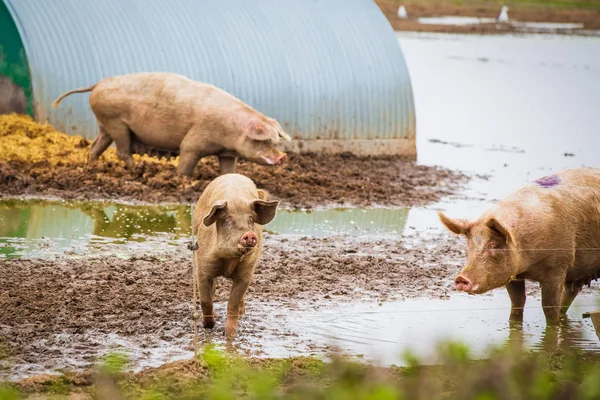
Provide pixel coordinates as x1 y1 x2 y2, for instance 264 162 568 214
376 0 600 33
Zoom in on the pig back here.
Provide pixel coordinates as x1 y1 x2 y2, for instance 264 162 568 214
490 168 600 267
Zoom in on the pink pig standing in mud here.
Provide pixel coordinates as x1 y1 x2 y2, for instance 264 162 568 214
52 72 291 176
439 167 600 325
193 173 279 338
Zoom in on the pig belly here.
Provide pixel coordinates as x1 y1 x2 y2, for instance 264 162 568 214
568 252 600 283
123 114 187 152
130 136 180 160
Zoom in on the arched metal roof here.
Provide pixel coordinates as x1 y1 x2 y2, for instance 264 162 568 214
2 0 415 155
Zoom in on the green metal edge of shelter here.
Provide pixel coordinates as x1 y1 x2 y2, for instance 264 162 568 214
0 0 33 116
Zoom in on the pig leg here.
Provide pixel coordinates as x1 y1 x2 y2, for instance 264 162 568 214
506 279 526 321
211 279 216 302
103 119 135 169
199 277 216 329
88 124 113 164
224 277 251 338
177 149 203 177
218 155 238 174
239 297 245 316
178 131 220 177
540 280 565 325
559 283 582 315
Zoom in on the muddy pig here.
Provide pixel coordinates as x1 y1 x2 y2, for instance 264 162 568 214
51 72 291 176
0 75 26 115
193 173 279 338
439 167 600 325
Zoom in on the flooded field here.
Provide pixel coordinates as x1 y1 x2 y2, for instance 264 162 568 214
1 32 600 381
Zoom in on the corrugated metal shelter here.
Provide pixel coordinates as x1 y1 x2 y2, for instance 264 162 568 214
0 0 416 157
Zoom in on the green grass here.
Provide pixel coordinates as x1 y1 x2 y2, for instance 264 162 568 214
3 341 600 399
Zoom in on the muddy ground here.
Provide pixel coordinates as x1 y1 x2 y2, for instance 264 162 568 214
0 153 468 209
0 231 564 381
0 234 474 377
0 114 468 209
376 0 600 34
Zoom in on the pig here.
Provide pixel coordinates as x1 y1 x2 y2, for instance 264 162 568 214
51 72 291 176
0 75 26 115
439 167 600 325
192 173 279 338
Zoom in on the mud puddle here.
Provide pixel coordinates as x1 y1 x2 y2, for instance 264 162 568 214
0 199 411 258
1 230 599 381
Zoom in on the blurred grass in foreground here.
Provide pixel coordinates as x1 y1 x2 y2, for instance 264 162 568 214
2 339 600 399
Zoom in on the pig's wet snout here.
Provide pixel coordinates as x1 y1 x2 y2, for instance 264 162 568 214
454 275 473 292
275 153 288 164
240 231 258 248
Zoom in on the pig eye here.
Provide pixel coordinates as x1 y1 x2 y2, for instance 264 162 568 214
487 240 498 249
248 216 254 225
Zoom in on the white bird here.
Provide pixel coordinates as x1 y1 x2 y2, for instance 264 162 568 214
497 5 509 23
397 5 408 19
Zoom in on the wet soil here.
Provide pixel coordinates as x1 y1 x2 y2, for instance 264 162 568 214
0 153 467 209
376 0 600 34
0 115 469 209
0 234 466 376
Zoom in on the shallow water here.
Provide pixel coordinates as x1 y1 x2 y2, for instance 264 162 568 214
2 32 600 378
0 199 410 258
398 31 600 234
230 290 600 367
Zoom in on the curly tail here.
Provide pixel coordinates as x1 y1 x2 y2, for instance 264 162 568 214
52 84 97 108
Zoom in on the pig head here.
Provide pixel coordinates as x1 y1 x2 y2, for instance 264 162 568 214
438 211 520 295
202 191 278 260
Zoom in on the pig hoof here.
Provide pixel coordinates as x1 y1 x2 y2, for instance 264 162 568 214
509 312 524 322
224 326 237 339
203 318 215 329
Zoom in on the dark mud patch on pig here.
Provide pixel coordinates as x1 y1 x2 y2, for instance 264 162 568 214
0 152 468 208
1 234 469 376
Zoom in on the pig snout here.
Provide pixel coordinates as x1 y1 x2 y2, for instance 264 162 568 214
454 275 473 292
275 153 287 164
240 231 258 248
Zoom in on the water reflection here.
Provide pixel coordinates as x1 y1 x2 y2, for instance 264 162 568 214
0 199 411 258
266 207 409 237
506 316 599 355
0 199 192 258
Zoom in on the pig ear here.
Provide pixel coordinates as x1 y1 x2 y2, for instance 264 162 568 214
438 212 470 236
272 120 291 141
247 119 274 141
203 200 228 226
485 217 512 244
257 188 270 201
252 199 279 225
